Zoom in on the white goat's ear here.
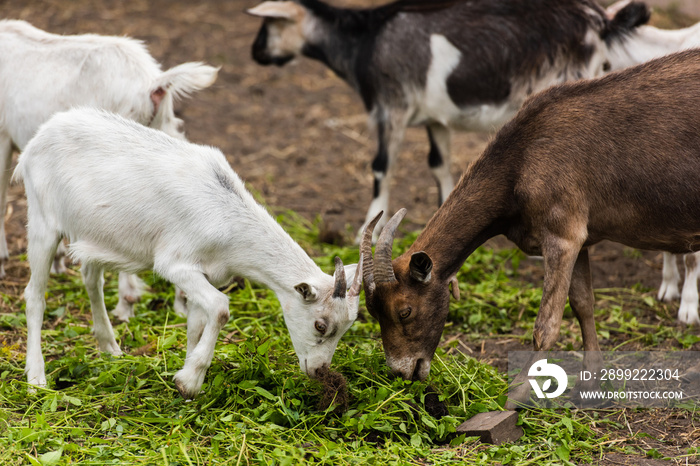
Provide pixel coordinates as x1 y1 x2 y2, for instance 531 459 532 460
294 283 318 302
246 1 300 20
341 263 358 288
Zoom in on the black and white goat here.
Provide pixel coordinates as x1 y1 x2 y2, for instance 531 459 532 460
247 0 649 239
0 20 218 320
14 108 362 399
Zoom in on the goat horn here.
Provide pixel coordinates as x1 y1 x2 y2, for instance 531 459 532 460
348 255 363 298
332 256 346 299
361 212 384 300
374 208 407 284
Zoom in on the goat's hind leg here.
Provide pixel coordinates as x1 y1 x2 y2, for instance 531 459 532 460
81 262 122 356
112 272 146 322
0 132 13 278
678 252 700 325
24 222 62 388
658 252 681 302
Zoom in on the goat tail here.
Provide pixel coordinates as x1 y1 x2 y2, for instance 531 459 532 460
603 1 650 43
11 153 27 184
152 62 219 102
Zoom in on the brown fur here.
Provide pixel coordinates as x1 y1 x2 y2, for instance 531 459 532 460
363 50 700 406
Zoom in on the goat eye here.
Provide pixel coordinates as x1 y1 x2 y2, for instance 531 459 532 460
398 308 411 320
314 320 327 335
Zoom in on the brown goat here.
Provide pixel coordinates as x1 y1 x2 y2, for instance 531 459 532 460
361 49 700 406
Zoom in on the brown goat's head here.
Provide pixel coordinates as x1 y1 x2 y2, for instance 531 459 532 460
362 210 459 381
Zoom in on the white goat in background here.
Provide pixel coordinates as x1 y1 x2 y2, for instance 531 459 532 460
605 1 700 324
0 19 218 320
14 108 362 399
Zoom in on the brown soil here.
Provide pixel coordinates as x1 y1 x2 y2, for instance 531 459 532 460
1 1 699 464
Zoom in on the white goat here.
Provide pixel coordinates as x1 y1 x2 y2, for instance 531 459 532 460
605 1 700 324
606 0 700 72
0 19 218 321
14 108 362 399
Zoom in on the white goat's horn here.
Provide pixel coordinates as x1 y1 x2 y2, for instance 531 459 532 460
332 256 346 299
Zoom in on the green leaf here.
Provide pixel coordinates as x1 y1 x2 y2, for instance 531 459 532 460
39 449 62 466
253 386 276 401
555 443 570 462
561 417 574 436
410 433 422 448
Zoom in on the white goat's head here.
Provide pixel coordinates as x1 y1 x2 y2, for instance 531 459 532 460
247 1 308 66
284 256 362 378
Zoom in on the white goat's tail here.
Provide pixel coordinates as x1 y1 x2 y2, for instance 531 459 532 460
11 153 27 184
153 62 219 102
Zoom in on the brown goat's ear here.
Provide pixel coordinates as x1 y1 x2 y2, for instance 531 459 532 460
294 283 318 302
449 276 460 300
409 251 433 283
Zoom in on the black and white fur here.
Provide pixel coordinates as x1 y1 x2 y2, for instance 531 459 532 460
247 0 649 239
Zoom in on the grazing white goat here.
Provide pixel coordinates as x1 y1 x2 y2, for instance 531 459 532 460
15 108 362 399
0 19 218 321
605 1 700 324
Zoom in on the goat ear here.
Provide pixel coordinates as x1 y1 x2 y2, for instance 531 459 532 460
409 251 433 283
246 1 300 20
294 283 318 302
150 87 166 114
449 276 460 300
341 263 358 287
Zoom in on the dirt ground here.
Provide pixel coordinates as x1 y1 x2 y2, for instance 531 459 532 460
1 0 699 464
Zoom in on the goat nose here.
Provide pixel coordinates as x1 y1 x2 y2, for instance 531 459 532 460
411 359 425 381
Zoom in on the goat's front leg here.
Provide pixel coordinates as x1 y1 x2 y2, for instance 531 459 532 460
357 107 407 243
426 124 454 206
568 248 604 402
507 235 582 408
678 252 700 325
163 266 229 399
0 132 12 279
658 251 681 302
81 262 122 356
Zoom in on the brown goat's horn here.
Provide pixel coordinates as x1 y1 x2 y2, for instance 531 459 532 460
361 212 384 299
332 256 346 299
374 208 407 283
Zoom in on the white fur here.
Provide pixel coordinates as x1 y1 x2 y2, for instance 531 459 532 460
0 20 218 321
15 108 360 398
659 251 700 325
605 1 700 72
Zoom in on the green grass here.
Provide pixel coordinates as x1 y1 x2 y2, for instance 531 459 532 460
1 211 698 465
